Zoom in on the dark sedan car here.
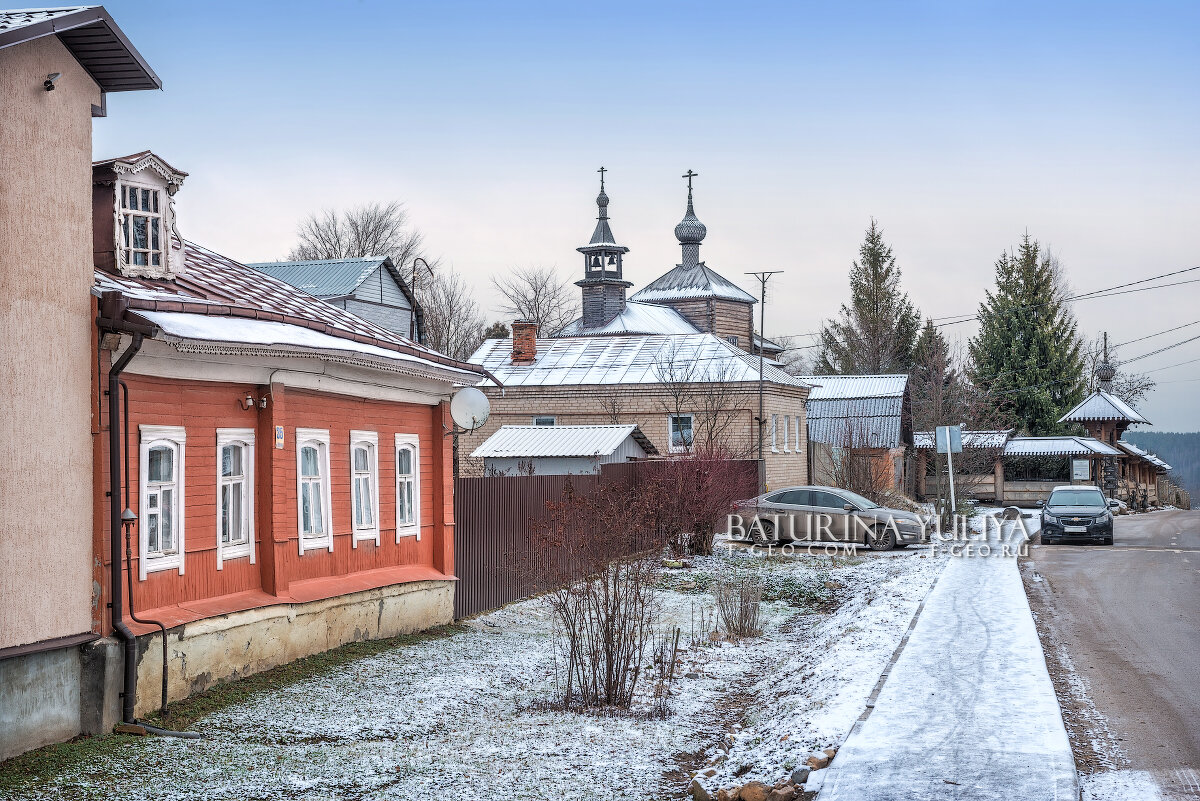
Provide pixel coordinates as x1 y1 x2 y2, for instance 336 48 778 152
729 485 925 551
1038 485 1118 545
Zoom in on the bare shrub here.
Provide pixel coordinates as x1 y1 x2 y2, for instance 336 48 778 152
530 478 665 710
646 445 759 556
714 576 763 639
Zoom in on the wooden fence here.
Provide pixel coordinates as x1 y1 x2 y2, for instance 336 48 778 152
452 459 761 619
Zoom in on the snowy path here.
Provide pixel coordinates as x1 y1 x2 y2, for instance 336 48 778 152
820 531 1078 801
4 550 945 801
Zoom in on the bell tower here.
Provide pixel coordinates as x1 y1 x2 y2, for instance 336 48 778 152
576 167 632 329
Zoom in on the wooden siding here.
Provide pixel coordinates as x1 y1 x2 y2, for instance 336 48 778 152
95 372 451 625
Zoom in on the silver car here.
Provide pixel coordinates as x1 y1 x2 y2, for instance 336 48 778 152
730 485 926 551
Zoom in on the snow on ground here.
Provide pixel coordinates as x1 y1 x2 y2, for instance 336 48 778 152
1080 770 1163 801
6 548 945 801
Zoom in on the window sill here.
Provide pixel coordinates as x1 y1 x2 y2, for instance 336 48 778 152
352 530 381 548
142 555 183 578
217 545 252 566
298 536 334 555
396 526 420 541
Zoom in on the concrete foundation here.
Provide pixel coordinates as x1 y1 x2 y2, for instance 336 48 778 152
131 579 454 716
0 646 82 762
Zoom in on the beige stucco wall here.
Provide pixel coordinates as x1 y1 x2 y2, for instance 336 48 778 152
459 382 809 488
0 36 101 648
131 579 454 715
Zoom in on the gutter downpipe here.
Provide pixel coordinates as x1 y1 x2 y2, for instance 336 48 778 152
107 332 143 724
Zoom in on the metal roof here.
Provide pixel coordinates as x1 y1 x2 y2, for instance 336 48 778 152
469 332 811 389
0 6 160 91
806 397 907 449
1058 389 1149 424
913 430 1014 450
797 374 909 400
470 425 657 459
247 257 389 299
1002 436 1123 457
94 239 481 380
630 263 758 304
556 301 699 337
1116 441 1171 470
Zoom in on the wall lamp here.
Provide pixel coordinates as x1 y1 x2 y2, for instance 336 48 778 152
239 393 269 411
44 72 61 91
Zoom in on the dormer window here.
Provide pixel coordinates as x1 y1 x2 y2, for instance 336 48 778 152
120 184 163 267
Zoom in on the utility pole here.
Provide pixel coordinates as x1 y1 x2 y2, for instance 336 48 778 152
745 270 782 489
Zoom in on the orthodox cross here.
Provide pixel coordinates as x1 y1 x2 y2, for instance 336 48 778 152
597 165 606 190
682 169 698 192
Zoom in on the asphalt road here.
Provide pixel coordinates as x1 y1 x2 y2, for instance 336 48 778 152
1027 509 1200 798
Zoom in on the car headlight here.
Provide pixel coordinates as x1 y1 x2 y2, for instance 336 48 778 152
1042 512 1057 524
1100 511 1112 523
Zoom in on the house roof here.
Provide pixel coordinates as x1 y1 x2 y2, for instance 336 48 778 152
912 430 1014 450
470 425 657 459
800 375 911 449
556 301 699 337
1116 440 1172 471
798 374 909 400
1058 389 1149 424
95 240 482 382
1002 436 1123 457
630 263 757 304
469 332 812 389
0 6 160 91
247 257 395 299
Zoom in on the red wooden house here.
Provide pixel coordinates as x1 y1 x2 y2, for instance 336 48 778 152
90 151 485 719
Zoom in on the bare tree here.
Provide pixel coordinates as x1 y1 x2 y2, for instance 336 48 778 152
416 270 487 360
289 201 432 270
491 266 580 335
1082 334 1156 407
652 339 749 454
598 391 626 424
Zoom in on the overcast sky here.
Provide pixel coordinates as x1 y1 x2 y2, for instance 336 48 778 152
92 1 1199 431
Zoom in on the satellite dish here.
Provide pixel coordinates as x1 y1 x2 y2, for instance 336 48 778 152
450 387 491 432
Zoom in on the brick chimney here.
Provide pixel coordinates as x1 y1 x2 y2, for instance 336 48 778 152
511 319 538 364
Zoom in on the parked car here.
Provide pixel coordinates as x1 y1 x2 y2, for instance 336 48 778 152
1037 485 1118 545
730 486 925 551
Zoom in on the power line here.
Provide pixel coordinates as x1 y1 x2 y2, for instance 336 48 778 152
1125 333 1200 363
1114 319 1200 348
1143 355 1200 374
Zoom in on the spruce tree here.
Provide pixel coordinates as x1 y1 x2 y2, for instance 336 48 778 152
816 219 921 375
967 235 1086 435
909 319 959 431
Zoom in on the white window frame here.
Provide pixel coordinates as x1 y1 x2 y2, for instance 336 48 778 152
138 425 187 580
668 413 694 453
796 415 803 451
296 428 333 554
395 434 421 541
215 429 255 569
770 414 779 453
531 416 556 426
783 415 791 452
118 182 165 270
350 431 380 547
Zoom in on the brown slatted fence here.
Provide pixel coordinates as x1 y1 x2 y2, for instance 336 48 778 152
452 459 762 619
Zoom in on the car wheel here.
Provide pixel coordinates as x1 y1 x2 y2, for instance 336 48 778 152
867 526 896 551
1104 536 1113 546
751 519 775 546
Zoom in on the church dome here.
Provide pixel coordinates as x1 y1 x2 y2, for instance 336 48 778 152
596 188 609 209
675 207 706 244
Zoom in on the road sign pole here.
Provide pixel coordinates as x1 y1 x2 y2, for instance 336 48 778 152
946 445 957 529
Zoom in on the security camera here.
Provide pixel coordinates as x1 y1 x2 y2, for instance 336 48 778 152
44 72 61 91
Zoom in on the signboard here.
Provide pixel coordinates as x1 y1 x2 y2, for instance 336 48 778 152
1071 458 1090 481
275 425 285 450
935 425 963 454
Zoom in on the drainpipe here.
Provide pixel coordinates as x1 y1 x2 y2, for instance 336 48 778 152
108 332 143 724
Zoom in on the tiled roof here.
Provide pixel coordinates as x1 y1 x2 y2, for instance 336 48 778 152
798 374 909 400
1058 390 1150 424
247 257 388 299
630 263 757 304
0 6 159 91
95 240 482 379
470 425 657 459
469 332 811 389
556 301 699 337
1002 436 1123 457
913 430 1014 450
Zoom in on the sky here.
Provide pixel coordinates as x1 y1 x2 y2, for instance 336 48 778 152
91 0 1200 431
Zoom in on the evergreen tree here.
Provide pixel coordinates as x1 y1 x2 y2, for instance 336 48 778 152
909 319 959 431
968 235 1086 435
816 219 921 375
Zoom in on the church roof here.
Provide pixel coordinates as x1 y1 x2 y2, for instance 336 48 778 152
557 301 699 337
469 332 811 389
1057 389 1149 424
630 263 758 304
